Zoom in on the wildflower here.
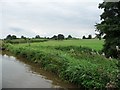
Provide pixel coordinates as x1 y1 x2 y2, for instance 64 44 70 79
109 57 112 60
116 46 120 51
102 52 105 56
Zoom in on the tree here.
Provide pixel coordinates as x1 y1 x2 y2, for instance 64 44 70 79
95 33 101 40
51 35 57 40
58 34 64 40
95 1 120 58
21 36 24 38
21 36 26 40
35 35 40 39
67 35 72 39
11 35 17 39
6 34 12 40
6 35 17 40
88 35 92 39
82 36 86 39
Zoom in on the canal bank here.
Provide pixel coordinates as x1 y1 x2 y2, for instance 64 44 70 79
1 51 79 89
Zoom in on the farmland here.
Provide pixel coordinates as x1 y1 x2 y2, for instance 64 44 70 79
3 39 119 88
17 39 104 51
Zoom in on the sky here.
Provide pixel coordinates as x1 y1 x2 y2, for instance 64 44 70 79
0 0 104 39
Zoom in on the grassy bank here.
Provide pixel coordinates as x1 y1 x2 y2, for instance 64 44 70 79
4 39 119 89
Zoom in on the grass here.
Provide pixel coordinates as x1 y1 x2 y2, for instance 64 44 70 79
4 39 119 89
20 39 104 51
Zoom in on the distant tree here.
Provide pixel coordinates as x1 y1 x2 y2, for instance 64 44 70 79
21 36 26 40
6 35 17 40
44 37 46 39
88 35 92 39
11 35 17 39
35 35 40 39
46 37 50 39
58 34 64 40
6 34 12 40
67 35 72 39
51 35 58 40
82 36 86 39
21 36 24 38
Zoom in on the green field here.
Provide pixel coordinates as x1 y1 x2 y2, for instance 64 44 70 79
4 39 119 88
20 39 104 51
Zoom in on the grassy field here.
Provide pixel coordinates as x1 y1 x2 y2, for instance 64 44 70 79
20 39 104 51
4 39 119 89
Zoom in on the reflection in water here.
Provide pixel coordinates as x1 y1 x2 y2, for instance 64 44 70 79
1 52 78 89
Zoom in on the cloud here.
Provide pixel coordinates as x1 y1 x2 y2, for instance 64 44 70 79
1 0 103 38
9 27 25 32
1 0 103 3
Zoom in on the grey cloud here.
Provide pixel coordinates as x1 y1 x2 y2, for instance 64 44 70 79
9 27 24 32
1 1 103 38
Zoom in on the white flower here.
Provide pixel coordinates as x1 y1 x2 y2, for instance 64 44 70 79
116 46 120 51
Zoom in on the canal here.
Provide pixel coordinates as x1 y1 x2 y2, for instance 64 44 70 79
1 52 78 89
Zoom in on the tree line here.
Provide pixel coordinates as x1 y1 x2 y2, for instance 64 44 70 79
5 34 102 40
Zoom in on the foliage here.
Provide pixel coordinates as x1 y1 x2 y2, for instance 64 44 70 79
5 34 17 40
51 35 58 40
82 35 92 39
82 36 86 39
87 35 92 39
67 35 72 39
58 34 65 40
96 1 120 58
35 35 41 39
21 35 26 39
51 34 65 40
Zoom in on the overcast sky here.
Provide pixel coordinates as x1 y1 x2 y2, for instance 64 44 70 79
0 0 103 39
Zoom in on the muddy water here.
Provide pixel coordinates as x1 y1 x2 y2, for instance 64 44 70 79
1 52 78 89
